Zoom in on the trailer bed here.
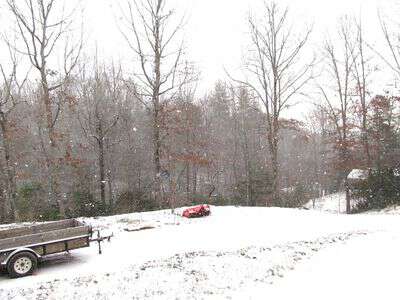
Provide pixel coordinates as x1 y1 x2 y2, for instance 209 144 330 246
0 220 92 264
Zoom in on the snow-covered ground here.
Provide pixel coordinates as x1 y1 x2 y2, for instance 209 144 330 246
1 201 400 299
304 192 351 213
304 192 400 215
367 205 400 215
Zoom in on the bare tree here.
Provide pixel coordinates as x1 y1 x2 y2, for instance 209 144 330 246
351 17 372 168
77 64 122 212
231 2 313 206
377 12 400 78
0 45 27 221
7 0 82 217
120 0 190 205
318 19 356 214
177 66 200 204
230 86 259 206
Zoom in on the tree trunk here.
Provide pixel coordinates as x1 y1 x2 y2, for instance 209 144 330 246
362 112 371 168
152 15 163 206
107 170 113 213
268 119 280 207
243 131 253 206
40 71 65 218
271 147 279 206
97 130 106 210
152 113 162 205
345 179 351 214
186 162 190 203
0 114 18 221
185 116 191 203
0 193 5 223
192 167 197 196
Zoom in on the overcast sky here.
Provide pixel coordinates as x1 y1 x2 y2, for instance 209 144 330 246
0 0 397 118
81 0 395 91
0 0 395 88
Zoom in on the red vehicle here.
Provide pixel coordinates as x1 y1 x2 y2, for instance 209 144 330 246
182 205 211 218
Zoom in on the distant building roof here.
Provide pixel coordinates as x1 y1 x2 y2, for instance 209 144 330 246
348 168 400 181
347 169 368 181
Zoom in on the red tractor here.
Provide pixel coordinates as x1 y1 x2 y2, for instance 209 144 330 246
182 204 211 218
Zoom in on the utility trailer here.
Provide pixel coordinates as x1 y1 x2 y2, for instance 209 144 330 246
0 219 111 278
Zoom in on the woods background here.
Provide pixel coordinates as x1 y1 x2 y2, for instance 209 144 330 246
0 0 399 223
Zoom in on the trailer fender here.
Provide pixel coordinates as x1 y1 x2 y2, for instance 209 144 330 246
2 248 41 266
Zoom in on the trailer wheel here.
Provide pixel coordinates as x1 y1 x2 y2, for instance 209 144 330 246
7 252 38 278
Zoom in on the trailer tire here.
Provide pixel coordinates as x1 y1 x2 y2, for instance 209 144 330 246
7 251 38 278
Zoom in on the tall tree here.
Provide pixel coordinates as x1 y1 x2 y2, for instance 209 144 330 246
368 95 399 169
121 0 189 205
0 46 27 221
77 64 122 212
318 19 356 214
232 2 313 205
7 0 82 217
351 18 372 168
377 12 400 78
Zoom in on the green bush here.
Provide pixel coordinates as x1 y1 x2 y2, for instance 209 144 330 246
280 183 312 208
72 191 107 217
39 205 61 221
234 167 273 206
353 169 400 211
16 182 62 221
114 190 157 214
190 193 211 205
17 182 46 221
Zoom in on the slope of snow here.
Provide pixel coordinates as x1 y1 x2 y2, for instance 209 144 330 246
304 193 348 213
256 231 400 300
305 192 400 215
367 205 400 215
1 206 400 299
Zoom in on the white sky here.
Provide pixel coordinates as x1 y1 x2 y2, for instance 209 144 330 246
0 0 398 118
82 0 395 90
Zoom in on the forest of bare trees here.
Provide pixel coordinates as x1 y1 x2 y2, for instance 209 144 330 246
0 0 399 223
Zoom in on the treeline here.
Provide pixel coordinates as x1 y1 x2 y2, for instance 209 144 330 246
0 0 399 222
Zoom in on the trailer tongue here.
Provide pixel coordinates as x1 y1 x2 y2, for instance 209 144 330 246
0 219 111 278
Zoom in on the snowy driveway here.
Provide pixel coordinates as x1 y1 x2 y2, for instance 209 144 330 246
0 206 400 299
